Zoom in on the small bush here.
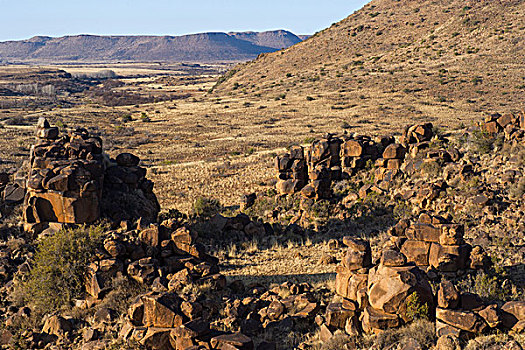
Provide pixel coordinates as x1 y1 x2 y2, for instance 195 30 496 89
121 114 133 123
193 197 222 217
140 112 151 122
19 225 105 315
405 292 430 321
360 319 435 349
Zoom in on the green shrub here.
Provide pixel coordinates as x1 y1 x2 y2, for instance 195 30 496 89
20 225 105 315
405 292 430 321
470 129 493 154
140 112 151 122
193 197 222 217
121 114 133 123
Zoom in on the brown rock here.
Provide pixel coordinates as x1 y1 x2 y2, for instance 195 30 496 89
439 224 464 246
127 258 157 284
341 140 363 157
42 315 72 336
435 334 461 350
142 292 184 328
168 268 192 291
435 320 463 338
140 327 173 350
406 223 440 243
469 246 491 270
140 225 161 248
211 332 254 350
477 304 500 328
341 237 371 269
383 144 406 160
361 306 399 332
171 226 196 251
116 153 140 167
484 121 500 134
325 302 356 329
436 308 488 334
501 301 525 330
276 179 303 195
319 324 333 342
335 267 368 300
497 113 515 128
367 264 433 319
180 301 203 320
437 280 459 309
128 297 145 326
401 240 431 266
429 243 471 272
381 249 407 267
172 318 210 339
267 301 285 321
386 158 403 170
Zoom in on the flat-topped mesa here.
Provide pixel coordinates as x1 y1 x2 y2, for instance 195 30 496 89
23 118 159 226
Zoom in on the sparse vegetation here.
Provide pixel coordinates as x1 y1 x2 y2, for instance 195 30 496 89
17 225 105 315
193 196 222 217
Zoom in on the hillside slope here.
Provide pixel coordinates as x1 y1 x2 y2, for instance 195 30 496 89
0 30 303 62
214 0 525 126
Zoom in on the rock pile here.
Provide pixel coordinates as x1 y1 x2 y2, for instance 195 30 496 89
321 237 434 336
24 118 104 224
86 224 224 302
71 221 238 350
101 152 159 223
389 213 491 275
482 111 525 140
275 134 386 199
274 123 449 198
1 171 25 207
22 118 159 227
435 281 525 339
319 231 522 343
275 146 307 195
301 136 341 200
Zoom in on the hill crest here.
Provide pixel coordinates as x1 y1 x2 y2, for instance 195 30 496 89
0 30 304 62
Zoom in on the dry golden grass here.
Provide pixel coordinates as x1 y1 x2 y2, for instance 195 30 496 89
0 59 504 214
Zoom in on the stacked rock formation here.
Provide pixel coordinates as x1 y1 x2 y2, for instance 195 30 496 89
435 280 525 339
24 118 104 224
399 123 434 146
374 143 407 185
301 136 342 199
276 134 386 199
274 123 448 198
482 111 525 141
23 118 159 227
101 152 160 223
321 237 434 336
389 213 491 275
275 146 307 195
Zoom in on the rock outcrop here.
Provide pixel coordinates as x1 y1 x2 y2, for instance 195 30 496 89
23 118 159 227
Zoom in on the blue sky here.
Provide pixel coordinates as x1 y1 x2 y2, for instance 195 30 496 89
0 0 370 41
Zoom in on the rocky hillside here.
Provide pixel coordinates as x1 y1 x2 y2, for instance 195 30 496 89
0 30 304 62
214 0 525 124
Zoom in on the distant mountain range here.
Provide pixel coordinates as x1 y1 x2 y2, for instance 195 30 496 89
0 30 308 63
